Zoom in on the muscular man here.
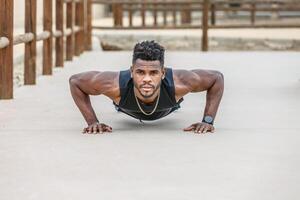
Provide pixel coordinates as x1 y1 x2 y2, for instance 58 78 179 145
69 41 224 134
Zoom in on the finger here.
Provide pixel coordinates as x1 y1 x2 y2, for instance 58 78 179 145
199 125 206 134
98 126 104 134
203 126 209 134
105 126 112 132
184 127 194 131
194 125 202 134
92 125 98 134
82 128 87 134
87 127 93 134
211 126 215 133
184 125 195 131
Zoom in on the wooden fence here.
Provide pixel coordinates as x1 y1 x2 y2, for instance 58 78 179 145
92 0 300 50
0 0 92 99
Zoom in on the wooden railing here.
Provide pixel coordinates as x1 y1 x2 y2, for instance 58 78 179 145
93 0 300 28
92 0 300 50
0 0 92 99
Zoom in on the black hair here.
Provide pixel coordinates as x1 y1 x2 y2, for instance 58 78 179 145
132 40 165 66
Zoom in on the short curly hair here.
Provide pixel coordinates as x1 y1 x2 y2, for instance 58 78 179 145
132 40 165 66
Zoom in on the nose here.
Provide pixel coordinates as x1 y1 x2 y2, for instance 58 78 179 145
143 74 152 82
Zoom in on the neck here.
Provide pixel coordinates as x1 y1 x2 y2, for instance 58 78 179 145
133 87 160 104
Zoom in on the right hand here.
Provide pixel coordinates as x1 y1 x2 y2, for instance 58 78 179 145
82 122 112 134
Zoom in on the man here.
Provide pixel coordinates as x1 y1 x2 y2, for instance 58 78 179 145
69 41 224 134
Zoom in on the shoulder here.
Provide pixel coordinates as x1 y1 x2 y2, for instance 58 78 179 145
69 71 120 96
172 69 201 92
172 68 224 94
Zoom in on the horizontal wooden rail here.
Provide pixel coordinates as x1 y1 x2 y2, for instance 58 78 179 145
93 0 204 4
13 33 34 45
210 24 300 28
93 25 204 29
74 26 82 33
213 0 297 4
16 32 47 44
53 30 63 37
0 37 10 49
123 7 202 12
36 31 50 41
213 6 300 11
94 23 300 29
93 0 299 4
65 28 72 36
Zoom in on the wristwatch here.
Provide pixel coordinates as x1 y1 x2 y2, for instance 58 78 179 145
202 115 214 125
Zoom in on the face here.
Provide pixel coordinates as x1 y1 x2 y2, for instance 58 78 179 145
131 59 165 99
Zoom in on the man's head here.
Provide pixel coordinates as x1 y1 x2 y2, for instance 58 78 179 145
131 41 166 99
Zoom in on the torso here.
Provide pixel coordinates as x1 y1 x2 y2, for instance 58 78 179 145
106 68 191 105
110 68 186 121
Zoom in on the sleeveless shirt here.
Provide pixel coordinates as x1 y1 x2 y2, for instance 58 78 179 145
113 68 183 121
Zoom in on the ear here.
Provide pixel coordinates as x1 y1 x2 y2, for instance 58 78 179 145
162 67 166 79
130 66 133 78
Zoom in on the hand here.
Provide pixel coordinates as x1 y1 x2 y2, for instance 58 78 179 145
183 122 215 134
83 122 112 134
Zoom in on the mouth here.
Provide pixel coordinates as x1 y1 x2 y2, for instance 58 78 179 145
140 85 154 92
141 87 153 92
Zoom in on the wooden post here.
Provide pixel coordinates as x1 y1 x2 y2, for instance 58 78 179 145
251 3 256 25
129 3 133 27
86 0 93 47
75 1 81 56
79 1 85 54
202 0 209 51
181 3 191 24
56 0 64 67
211 3 216 25
141 2 146 27
66 0 74 60
153 3 157 26
172 7 176 26
43 0 53 75
0 0 14 99
25 0 37 84
163 8 167 26
113 3 123 27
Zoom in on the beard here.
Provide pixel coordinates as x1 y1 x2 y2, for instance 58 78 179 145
133 80 162 99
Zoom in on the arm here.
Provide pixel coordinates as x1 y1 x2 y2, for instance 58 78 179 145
174 69 224 133
69 71 119 134
191 69 224 123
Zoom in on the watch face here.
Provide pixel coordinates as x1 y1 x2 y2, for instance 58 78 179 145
204 116 213 123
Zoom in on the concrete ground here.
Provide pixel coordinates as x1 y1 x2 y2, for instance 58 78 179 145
1 50 300 200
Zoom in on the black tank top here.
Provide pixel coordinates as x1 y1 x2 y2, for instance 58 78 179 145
113 68 183 121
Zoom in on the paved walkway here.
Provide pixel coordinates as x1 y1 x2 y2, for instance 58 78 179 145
1 50 300 200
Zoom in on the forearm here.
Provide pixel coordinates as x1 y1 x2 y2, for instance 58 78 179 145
203 73 224 120
69 82 99 125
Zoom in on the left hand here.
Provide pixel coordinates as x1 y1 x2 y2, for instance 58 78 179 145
183 122 215 134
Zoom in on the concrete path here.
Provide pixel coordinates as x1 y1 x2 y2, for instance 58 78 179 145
1 50 300 200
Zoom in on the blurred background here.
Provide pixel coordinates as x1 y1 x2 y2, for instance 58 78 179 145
9 0 300 88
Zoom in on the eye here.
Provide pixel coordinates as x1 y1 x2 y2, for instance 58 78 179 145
150 71 159 75
136 70 144 75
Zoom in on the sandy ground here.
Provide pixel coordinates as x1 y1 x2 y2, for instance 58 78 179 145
1 49 300 200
